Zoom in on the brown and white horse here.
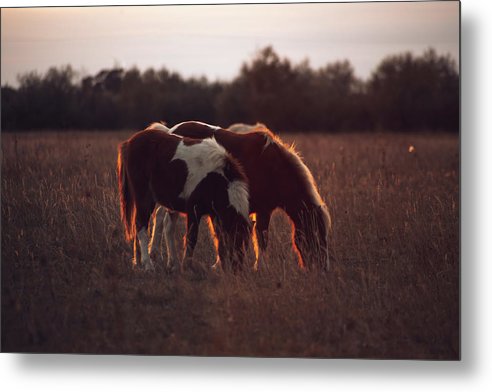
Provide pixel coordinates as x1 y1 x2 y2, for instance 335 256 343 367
117 124 251 272
151 121 331 271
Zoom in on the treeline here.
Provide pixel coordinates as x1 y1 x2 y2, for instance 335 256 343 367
1 46 459 132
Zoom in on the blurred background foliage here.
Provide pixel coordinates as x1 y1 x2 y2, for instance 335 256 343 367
1 46 459 132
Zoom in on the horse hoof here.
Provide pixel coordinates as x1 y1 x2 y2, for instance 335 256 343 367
144 261 155 272
166 263 179 274
211 262 222 272
181 257 194 272
197 263 209 274
149 252 162 263
188 263 208 280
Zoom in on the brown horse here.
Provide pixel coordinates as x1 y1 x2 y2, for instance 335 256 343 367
117 124 251 272
151 121 331 271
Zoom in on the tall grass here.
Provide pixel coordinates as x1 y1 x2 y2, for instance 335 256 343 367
1 131 458 358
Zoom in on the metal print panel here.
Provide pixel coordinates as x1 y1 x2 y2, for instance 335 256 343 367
1 1 460 358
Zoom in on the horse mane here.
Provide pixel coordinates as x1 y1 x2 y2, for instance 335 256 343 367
244 127 279 149
260 131 332 229
228 122 270 134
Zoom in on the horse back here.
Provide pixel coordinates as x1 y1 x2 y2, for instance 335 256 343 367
167 121 296 212
124 130 182 197
170 121 220 139
127 129 180 165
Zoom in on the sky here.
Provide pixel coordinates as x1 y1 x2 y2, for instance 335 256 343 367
1 1 460 86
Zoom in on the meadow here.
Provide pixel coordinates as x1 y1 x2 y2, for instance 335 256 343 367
1 130 459 358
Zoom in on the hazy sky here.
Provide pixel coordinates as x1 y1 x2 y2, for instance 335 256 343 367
1 1 459 86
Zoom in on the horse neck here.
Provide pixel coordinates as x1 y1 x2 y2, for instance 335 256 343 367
284 196 319 227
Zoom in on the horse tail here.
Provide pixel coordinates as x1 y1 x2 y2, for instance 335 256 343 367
117 141 135 242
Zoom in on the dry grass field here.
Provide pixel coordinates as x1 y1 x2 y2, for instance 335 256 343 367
1 130 459 358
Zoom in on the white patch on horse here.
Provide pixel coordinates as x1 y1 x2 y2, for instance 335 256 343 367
171 138 226 199
170 121 221 134
227 180 250 220
137 228 154 271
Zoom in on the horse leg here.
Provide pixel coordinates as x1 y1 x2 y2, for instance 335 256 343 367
206 216 221 270
231 235 246 272
293 227 308 270
164 210 180 272
149 205 165 262
133 237 141 267
215 226 230 272
219 234 245 273
136 228 154 271
135 195 156 272
254 210 272 271
208 217 226 272
212 219 242 273
182 210 201 272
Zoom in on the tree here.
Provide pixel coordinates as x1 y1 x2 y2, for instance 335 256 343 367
1 46 459 132
217 46 305 131
369 49 459 131
217 47 371 132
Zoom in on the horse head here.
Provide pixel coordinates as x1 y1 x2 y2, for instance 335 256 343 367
292 204 331 271
212 209 253 272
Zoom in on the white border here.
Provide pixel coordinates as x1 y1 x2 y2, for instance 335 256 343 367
2 0 492 391
2 0 310 5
